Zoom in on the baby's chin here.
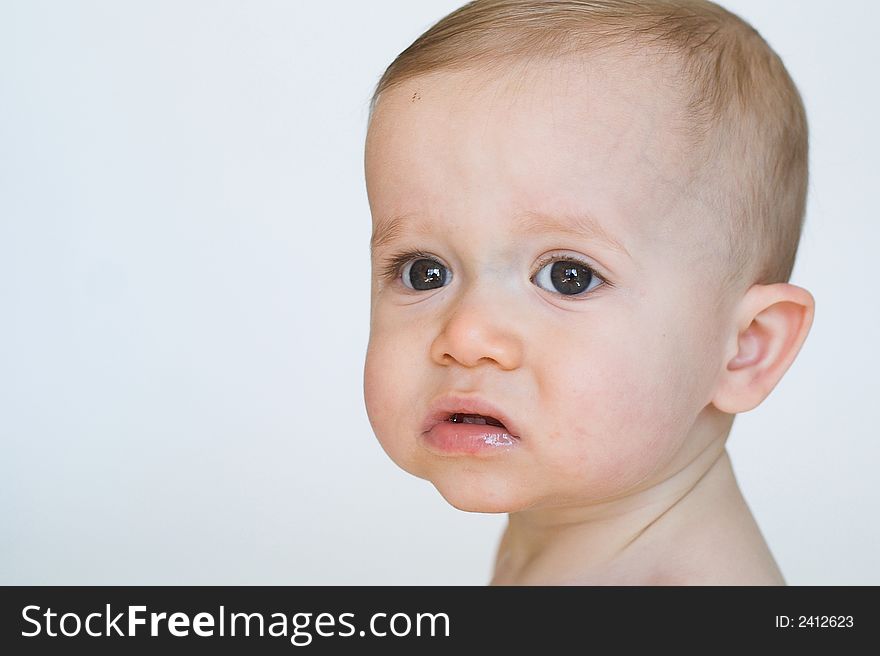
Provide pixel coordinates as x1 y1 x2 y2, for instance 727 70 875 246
426 471 538 514
421 462 640 514
434 487 523 514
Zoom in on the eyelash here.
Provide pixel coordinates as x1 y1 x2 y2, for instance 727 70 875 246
379 250 436 282
379 250 613 295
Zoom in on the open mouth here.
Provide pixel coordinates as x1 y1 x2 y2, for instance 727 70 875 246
447 413 507 429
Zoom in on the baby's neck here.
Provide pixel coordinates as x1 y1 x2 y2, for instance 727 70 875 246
490 442 784 585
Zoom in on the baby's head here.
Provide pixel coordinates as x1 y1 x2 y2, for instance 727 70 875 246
362 0 814 514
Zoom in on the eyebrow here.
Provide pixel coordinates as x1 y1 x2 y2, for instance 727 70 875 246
371 209 629 257
514 210 630 257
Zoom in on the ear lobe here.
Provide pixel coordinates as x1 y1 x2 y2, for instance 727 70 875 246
711 283 815 414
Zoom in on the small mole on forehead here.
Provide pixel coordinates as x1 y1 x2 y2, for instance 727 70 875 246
411 91 421 102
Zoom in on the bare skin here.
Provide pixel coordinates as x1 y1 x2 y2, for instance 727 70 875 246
490 443 785 585
363 53 811 586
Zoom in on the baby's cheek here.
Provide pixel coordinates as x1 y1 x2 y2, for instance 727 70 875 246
599 346 705 487
364 336 412 458
365 326 443 484
545 354 687 497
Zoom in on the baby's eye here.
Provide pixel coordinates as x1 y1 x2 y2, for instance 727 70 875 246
400 256 452 291
532 256 604 297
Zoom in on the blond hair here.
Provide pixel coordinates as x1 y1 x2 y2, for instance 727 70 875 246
368 0 808 288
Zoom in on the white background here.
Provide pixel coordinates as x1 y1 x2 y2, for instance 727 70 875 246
1 0 877 585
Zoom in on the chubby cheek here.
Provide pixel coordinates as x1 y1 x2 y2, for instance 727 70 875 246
536 330 696 501
363 327 428 478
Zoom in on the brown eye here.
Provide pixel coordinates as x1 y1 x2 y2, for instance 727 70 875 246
402 257 451 291
533 258 603 296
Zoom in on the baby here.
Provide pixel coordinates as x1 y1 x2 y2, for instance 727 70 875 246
362 0 815 585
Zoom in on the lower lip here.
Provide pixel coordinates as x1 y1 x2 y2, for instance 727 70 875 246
420 421 519 456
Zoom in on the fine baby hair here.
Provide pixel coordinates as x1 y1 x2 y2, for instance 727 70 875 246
370 0 808 292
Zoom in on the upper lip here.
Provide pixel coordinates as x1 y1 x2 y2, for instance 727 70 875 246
421 394 521 438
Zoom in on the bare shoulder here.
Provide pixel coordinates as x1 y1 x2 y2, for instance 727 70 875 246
653 557 786 586
649 508 787 586
647 456 787 586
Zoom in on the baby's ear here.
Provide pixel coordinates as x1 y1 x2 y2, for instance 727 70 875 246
711 283 815 413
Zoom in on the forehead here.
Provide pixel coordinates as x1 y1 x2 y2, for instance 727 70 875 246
365 53 701 256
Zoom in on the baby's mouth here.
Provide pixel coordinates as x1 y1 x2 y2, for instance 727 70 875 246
421 396 521 439
447 413 508 429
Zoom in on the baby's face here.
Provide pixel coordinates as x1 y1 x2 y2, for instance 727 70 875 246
364 56 735 513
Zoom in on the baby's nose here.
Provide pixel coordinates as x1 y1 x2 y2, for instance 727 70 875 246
428 286 524 370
